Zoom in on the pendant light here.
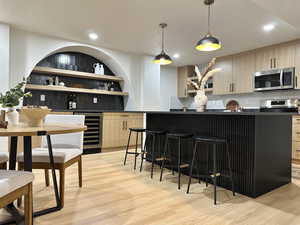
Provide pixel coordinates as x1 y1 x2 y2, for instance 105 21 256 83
154 23 173 65
195 0 221 52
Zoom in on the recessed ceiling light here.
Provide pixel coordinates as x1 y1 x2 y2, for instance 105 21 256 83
89 32 98 40
173 53 180 58
263 24 275 32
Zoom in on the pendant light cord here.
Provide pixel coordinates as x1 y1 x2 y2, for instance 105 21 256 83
162 26 165 52
207 4 211 35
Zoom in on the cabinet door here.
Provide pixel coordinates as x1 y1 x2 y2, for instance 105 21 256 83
213 56 233 95
273 42 295 69
255 47 274 72
295 40 300 89
102 115 121 148
232 51 255 93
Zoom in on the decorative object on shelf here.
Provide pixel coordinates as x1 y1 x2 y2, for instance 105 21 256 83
59 81 65 87
46 77 54 86
195 0 221 52
153 23 173 65
55 76 59 86
19 106 51 127
187 58 221 112
93 63 105 75
109 82 115 91
0 78 32 126
0 110 8 128
67 94 77 110
226 100 240 112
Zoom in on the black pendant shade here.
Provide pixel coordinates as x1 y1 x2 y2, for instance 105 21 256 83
154 23 173 65
195 0 221 52
195 34 221 52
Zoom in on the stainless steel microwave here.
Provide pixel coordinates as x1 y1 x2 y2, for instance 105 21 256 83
254 67 295 91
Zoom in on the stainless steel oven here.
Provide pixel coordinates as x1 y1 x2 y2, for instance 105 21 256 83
254 67 294 91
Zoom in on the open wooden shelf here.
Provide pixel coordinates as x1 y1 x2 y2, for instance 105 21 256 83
32 66 123 82
25 84 129 96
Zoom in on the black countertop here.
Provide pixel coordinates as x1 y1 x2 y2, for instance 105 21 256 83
52 109 299 116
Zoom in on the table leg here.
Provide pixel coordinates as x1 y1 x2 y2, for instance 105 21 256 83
9 136 18 170
33 135 62 217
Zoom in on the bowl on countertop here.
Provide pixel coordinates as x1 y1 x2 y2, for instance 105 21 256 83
19 107 51 127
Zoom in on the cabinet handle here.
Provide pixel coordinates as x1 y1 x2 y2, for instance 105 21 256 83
270 58 272 69
125 120 128 130
232 83 235 92
122 121 125 130
185 88 187 96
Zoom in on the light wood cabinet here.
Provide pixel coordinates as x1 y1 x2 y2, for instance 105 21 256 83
255 42 296 72
292 116 300 163
295 40 300 89
232 51 255 93
177 66 195 98
102 113 144 150
213 56 233 95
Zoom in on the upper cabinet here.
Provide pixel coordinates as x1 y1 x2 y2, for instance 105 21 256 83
232 51 255 93
295 40 300 89
255 42 295 72
213 52 255 95
213 56 233 95
177 66 195 98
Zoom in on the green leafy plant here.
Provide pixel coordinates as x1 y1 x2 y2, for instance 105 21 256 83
0 78 32 108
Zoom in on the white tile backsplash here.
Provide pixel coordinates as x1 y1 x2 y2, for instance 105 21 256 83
170 89 300 110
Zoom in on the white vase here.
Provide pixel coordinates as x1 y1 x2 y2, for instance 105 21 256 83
194 90 208 112
6 108 19 126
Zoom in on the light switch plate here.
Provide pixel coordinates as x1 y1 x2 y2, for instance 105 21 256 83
93 97 97 104
40 94 45 102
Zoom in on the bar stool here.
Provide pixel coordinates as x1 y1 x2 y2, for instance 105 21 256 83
140 130 167 178
123 128 146 170
160 132 193 190
186 136 235 205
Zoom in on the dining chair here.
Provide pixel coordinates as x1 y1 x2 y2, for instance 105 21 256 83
0 170 34 225
0 152 8 169
17 114 85 207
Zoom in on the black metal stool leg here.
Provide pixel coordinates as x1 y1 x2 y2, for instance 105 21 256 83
150 134 156 178
124 130 132 166
134 131 139 170
213 143 217 205
187 141 198 194
178 138 181 190
140 133 148 172
226 143 235 196
206 145 209 187
160 137 169 182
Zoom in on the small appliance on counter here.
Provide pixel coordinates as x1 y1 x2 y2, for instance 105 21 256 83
260 98 299 112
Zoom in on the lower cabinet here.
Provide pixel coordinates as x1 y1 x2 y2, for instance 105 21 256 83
292 116 300 162
102 113 144 151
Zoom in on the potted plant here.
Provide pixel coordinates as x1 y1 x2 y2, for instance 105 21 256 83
187 58 221 112
0 78 32 125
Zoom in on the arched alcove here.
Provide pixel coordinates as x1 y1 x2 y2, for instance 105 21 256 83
24 46 132 111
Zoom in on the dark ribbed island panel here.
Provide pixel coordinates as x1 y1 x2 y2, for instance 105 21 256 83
146 113 291 198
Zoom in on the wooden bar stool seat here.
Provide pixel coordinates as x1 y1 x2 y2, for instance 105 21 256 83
187 135 235 205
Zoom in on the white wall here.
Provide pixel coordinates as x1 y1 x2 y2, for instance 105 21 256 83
0 23 10 151
140 56 161 110
160 66 177 111
9 28 146 110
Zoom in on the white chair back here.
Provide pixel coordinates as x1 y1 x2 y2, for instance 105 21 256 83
42 115 85 150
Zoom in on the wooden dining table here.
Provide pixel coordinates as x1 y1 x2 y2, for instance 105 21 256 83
0 123 86 225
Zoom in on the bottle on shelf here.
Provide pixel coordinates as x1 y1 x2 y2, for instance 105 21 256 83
109 82 115 91
72 94 77 109
67 94 73 110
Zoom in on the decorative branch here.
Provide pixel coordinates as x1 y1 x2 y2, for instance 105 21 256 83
199 68 221 90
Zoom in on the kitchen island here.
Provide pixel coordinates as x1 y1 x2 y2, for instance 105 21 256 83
146 111 293 198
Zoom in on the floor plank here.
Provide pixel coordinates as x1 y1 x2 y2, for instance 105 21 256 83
1 150 300 225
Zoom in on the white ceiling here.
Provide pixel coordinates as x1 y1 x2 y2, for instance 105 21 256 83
1 0 300 66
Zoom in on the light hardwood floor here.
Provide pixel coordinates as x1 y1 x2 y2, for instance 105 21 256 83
2 150 300 225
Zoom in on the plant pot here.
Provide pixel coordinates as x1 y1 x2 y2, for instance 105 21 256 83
6 108 19 126
194 90 208 112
